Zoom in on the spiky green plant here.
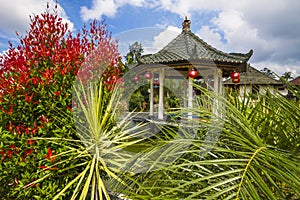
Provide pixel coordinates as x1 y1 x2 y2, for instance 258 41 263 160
27 79 160 200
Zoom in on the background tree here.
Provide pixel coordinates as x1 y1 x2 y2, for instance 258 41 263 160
125 41 143 63
260 67 276 79
281 71 294 81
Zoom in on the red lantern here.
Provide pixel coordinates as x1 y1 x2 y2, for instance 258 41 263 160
144 71 153 80
134 75 140 82
188 68 199 79
230 71 240 84
230 71 240 79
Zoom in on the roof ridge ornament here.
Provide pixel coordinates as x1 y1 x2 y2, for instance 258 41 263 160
182 16 191 31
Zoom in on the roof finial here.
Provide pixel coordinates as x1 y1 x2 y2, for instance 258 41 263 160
182 16 191 31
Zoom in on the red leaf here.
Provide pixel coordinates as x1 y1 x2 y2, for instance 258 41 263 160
24 149 33 156
48 148 52 157
25 93 34 102
4 106 13 115
25 127 30 134
27 139 35 145
31 77 40 85
45 147 55 162
54 91 61 96
7 150 12 158
40 115 49 123
38 165 58 171
9 144 15 149
32 127 38 134
38 166 50 171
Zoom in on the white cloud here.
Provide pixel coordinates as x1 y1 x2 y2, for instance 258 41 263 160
153 0 243 17
81 0 117 21
0 0 73 42
150 0 300 77
115 26 180 56
196 26 224 51
116 0 143 7
195 10 272 66
253 61 300 78
211 11 269 53
80 0 145 21
152 26 181 52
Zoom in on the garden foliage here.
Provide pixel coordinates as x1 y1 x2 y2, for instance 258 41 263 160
1 3 300 200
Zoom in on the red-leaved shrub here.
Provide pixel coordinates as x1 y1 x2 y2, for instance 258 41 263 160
0 4 124 199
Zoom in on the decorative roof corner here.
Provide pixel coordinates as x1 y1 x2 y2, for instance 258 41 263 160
229 49 253 61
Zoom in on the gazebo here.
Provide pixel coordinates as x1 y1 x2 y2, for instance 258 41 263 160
130 17 253 120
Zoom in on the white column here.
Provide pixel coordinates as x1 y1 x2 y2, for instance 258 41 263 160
218 68 223 95
213 68 220 94
213 68 222 116
149 75 154 116
158 69 164 120
183 78 188 108
188 77 193 119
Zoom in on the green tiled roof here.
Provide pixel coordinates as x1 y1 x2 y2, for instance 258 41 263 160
224 66 284 85
139 30 253 64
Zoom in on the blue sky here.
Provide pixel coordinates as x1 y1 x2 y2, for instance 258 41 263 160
0 0 300 77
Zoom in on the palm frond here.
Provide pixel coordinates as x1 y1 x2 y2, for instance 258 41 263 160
122 85 300 199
